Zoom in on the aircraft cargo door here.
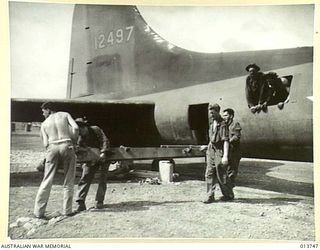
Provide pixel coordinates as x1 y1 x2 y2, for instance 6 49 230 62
188 103 209 145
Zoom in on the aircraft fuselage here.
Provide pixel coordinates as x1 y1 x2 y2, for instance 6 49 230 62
66 5 313 161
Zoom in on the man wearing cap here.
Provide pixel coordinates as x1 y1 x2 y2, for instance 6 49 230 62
34 102 79 218
203 103 233 203
75 118 110 211
245 63 269 113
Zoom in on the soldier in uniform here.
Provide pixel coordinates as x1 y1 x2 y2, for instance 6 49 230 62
203 103 234 203
222 108 242 188
75 118 110 212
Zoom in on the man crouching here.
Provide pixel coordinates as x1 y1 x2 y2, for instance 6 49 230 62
75 118 110 212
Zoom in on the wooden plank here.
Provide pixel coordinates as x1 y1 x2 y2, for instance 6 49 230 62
76 146 206 162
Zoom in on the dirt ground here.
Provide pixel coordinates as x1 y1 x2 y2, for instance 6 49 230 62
7 134 315 241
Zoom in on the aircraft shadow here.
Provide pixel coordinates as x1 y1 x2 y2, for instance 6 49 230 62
171 160 314 198
237 160 314 198
9 171 88 188
232 197 303 205
9 171 133 188
10 171 46 187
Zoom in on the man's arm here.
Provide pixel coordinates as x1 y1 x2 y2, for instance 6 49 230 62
222 140 229 165
258 80 267 105
66 113 79 144
221 122 229 165
245 77 255 108
230 122 241 143
93 126 110 162
96 127 110 153
40 123 49 148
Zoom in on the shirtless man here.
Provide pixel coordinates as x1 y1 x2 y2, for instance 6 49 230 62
34 102 79 218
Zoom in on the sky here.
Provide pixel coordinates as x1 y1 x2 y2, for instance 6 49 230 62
9 2 74 99
9 2 314 99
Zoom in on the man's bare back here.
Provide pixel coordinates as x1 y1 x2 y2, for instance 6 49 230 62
41 112 78 148
35 102 79 218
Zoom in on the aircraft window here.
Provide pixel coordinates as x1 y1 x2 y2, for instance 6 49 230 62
264 73 292 110
246 72 293 113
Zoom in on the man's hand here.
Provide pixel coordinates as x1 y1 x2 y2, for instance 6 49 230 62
277 102 284 110
255 104 262 112
222 155 228 166
99 152 106 162
199 145 208 152
250 106 257 113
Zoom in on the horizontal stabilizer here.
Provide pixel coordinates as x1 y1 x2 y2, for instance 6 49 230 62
11 98 160 147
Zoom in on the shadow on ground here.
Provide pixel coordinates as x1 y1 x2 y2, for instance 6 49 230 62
135 160 314 197
237 160 313 197
9 170 129 188
85 200 194 213
78 197 305 214
232 197 304 205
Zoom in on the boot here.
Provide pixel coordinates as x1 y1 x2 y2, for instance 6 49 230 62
203 183 215 204
203 195 215 204
76 201 87 212
94 201 104 209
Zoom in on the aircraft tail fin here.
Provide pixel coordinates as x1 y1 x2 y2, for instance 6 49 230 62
67 5 175 100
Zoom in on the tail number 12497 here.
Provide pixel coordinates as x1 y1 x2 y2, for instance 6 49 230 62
94 26 134 49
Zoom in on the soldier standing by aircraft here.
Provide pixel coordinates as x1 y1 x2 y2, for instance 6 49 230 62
75 118 110 212
203 103 234 204
222 108 242 188
34 102 79 219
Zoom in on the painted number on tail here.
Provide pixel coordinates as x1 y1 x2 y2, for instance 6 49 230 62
95 26 134 49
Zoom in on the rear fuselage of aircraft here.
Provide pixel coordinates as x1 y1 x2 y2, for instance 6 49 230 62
67 5 313 161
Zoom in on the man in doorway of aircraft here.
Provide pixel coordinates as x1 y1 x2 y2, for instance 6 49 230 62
222 108 242 188
75 117 111 212
203 103 234 203
34 102 79 219
245 63 269 113
264 72 291 110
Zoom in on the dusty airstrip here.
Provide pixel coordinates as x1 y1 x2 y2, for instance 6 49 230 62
8 133 315 241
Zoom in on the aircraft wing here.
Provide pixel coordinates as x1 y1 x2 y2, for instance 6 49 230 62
11 98 160 147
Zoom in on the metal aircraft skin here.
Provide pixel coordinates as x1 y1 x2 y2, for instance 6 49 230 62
11 4 313 162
